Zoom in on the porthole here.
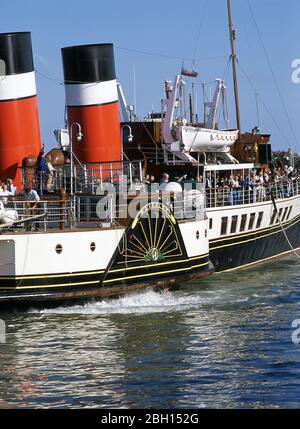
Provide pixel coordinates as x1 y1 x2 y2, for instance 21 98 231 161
55 244 63 254
90 242 96 252
196 230 200 240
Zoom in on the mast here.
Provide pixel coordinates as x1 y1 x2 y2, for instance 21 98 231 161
227 0 241 132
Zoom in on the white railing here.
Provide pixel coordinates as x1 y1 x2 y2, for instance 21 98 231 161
22 160 144 195
0 188 206 232
0 198 73 231
205 179 300 208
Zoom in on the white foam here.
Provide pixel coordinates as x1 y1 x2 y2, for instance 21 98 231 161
32 289 206 315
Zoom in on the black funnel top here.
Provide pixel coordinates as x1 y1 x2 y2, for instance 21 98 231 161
0 32 34 75
61 43 116 84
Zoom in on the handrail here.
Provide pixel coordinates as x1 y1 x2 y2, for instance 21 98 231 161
21 160 145 195
205 179 300 208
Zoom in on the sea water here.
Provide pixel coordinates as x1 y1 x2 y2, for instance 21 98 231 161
0 256 300 408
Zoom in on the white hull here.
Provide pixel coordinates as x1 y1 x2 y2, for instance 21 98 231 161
0 215 210 302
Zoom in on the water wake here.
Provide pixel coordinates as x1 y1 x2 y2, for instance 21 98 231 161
32 288 208 315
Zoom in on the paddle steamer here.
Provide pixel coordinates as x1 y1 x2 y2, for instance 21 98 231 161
0 1 299 304
0 33 212 304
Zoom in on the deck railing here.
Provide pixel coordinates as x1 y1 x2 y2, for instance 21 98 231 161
0 190 205 232
205 179 300 208
22 160 144 195
2 177 298 231
0 198 73 231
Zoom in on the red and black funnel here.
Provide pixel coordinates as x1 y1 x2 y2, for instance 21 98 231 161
61 43 121 165
0 32 42 187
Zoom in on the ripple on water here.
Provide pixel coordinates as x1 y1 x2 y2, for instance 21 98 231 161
0 255 300 408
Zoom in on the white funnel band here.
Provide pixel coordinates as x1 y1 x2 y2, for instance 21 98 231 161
0 71 37 101
65 78 118 107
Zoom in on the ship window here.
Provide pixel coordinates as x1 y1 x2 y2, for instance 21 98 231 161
55 244 63 254
270 209 277 225
90 242 96 252
240 214 247 232
287 206 293 220
248 213 256 230
209 218 213 229
256 211 263 228
230 215 238 234
281 207 289 222
278 208 283 222
221 217 228 235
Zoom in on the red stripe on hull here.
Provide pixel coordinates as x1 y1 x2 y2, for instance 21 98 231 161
0 96 41 188
67 102 121 164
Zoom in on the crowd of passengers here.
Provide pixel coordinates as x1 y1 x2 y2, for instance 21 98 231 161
0 178 40 206
1 163 298 205
203 165 299 205
141 165 300 206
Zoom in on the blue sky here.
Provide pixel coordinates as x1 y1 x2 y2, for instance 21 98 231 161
2 0 300 152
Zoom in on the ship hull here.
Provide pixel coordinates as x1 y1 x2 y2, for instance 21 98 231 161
207 194 300 272
0 203 212 305
0 262 211 306
210 215 300 272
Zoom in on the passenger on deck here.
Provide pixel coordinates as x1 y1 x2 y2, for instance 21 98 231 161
233 175 241 205
6 178 17 195
37 150 47 193
205 174 212 206
146 175 157 192
205 175 212 189
46 160 55 193
0 184 13 205
131 177 146 192
159 173 169 185
228 175 235 205
241 175 252 204
144 174 150 185
256 171 265 202
25 187 40 211
24 187 40 230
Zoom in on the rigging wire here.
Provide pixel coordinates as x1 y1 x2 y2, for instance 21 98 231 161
246 0 299 150
115 45 225 63
236 59 295 150
222 56 231 82
35 70 64 86
271 195 300 258
192 0 208 64
255 92 260 129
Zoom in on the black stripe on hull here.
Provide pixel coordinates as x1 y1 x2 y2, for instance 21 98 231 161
210 214 300 272
0 255 210 291
0 263 212 307
0 269 104 289
0 258 211 305
102 256 211 288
